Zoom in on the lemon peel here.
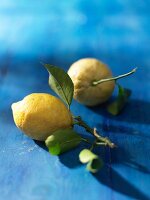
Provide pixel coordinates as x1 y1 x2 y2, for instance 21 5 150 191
68 58 115 106
12 93 73 141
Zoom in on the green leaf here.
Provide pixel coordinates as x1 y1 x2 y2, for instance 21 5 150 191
46 138 61 155
44 64 74 109
107 84 131 115
45 128 81 155
79 149 103 173
86 158 103 173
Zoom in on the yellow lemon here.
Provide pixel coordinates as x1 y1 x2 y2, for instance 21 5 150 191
11 93 73 141
68 58 115 106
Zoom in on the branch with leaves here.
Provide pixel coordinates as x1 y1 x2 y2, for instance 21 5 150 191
43 64 136 173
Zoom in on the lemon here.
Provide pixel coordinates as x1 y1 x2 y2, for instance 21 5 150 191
11 93 73 141
68 58 115 106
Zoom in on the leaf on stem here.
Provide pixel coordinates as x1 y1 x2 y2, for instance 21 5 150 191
79 149 103 173
44 64 74 109
107 84 131 115
45 128 81 155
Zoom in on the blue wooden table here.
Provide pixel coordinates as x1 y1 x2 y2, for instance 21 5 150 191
0 1 150 199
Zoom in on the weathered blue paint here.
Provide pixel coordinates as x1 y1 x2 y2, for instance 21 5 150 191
0 1 150 199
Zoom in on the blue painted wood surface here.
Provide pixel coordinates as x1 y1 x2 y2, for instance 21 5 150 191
0 1 150 199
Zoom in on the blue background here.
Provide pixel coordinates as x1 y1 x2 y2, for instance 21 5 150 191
0 0 150 200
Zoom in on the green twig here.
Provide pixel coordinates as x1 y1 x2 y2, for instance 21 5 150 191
92 67 137 86
90 142 95 151
74 116 116 148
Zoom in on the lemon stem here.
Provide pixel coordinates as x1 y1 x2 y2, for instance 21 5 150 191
74 116 116 148
92 67 137 86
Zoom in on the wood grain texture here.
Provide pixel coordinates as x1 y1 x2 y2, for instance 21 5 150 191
0 0 150 200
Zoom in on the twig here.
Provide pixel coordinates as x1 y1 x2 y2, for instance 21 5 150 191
74 116 116 148
92 67 137 86
93 128 116 148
